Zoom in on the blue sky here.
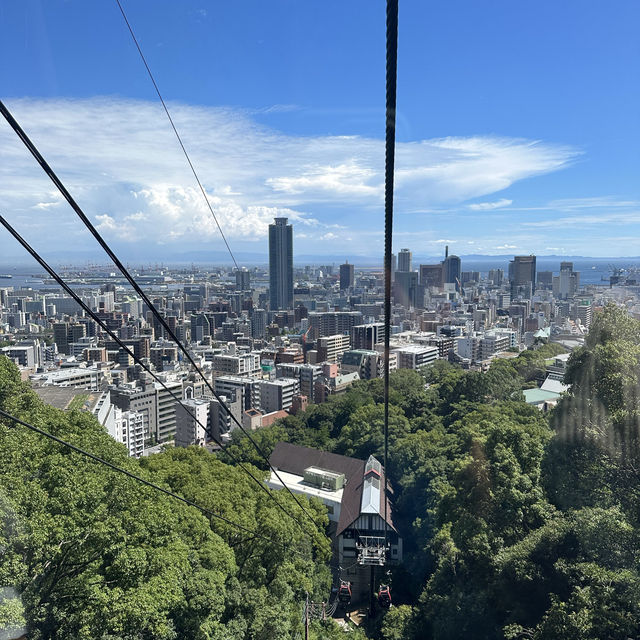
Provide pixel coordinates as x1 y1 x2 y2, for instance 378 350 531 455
1 0 640 263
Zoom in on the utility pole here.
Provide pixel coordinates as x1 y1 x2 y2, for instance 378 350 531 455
369 565 376 617
305 592 309 640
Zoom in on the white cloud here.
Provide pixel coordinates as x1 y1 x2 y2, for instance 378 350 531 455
0 97 578 256
495 244 518 250
468 198 513 211
33 201 62 210
267 162 380 197
523 211 640 228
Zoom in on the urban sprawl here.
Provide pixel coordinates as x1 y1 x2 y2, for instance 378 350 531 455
0 217 633 459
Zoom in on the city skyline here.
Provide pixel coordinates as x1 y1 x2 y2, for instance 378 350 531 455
2 1 640 260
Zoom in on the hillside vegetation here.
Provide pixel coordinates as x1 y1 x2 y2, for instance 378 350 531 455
3 306 640 639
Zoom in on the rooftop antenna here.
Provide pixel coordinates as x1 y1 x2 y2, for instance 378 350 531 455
445 245 449 258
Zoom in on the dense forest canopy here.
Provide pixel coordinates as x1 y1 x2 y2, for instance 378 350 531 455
2 304 640 639
0 357 330 640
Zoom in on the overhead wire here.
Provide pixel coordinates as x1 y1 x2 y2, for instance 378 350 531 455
113 0 239 270
0 406 270 543
0 212 313 541
0 98 322 542
382 0 399 552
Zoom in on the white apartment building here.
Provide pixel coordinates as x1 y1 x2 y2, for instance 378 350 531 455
456 335 480 362
317 334 351 363
456 329 518 364
1 344 37 368
175 397 210 448
394 345 438 370
257 378 299 413
214 375 260 411
154 379 183 442
112 409 145 458
480 332 512 361
211 351 261 378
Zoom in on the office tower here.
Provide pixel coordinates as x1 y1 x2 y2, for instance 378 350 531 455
190 313 210 342
52 322 69 354
235 268 251 291
553 262 580 299
339 262 355 290
251 308 267 339
269 217 294 310
398 248 412 273
488 269 504 286
443 253 462 289
351 323 386 350
53 322 87 355
509 255 536 297
394 271 420 308
420 264 444 288
391 253 397 282
537 271 553 288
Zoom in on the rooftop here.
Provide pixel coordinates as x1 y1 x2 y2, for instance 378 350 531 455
268 469 345 503
523 388 562 405
269 442 396 536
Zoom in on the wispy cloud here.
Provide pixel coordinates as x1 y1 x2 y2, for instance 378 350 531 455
522 211 640 228
0 97 579 256
468 198 513 211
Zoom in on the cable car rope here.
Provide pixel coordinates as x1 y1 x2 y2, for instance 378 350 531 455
0 97 322 544
0 407 272 543
0 213 311 536
383 0 399 552
114 0 239 270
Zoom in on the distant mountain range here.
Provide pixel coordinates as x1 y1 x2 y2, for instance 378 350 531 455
2 250 640 269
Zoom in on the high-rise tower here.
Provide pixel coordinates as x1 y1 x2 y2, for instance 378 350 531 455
443 254 461 289
398 248 412 273
269 217 294 310
509 255 536 297
339 261 355 290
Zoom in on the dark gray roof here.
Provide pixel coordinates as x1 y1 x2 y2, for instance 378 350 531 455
270 441 364 479
269 442 396 536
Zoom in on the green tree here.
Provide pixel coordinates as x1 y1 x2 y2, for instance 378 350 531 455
0 355 332 640
380 604 415 640
335 403 410 459
498 508 640 640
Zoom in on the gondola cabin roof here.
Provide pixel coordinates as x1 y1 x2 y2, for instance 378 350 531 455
269 442 397 535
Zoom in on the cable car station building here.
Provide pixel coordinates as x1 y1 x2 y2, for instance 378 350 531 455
268 442 402 603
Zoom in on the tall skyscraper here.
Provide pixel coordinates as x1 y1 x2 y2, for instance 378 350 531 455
443 254 462 289
553 262 580 299
398 248 412 272
394 271 420 308
339 261 355 290
269 217 294 310
488 268 504 286
509 255 536 297
235 268 251 291
420 263 444 288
